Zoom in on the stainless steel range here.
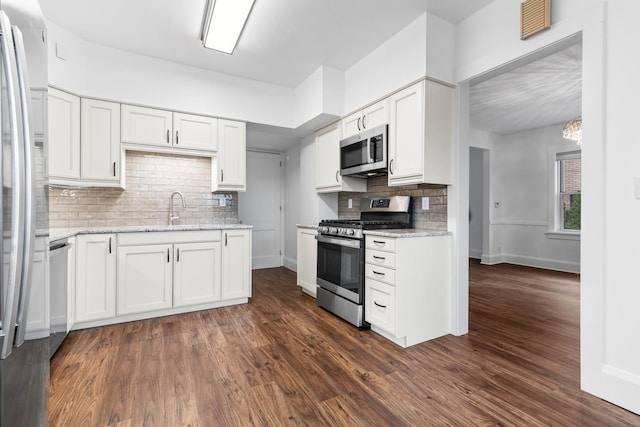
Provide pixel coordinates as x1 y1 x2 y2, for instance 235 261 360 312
315 196 412 327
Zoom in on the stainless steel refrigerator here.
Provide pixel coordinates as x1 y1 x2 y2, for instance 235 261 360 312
0 1 49 426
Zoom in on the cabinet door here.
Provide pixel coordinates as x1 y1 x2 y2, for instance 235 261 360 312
48 87 80 180
213 119 246 191
341 110 363 140
221 230 251 300
388 81 425 185
174 241 221 307
76 234 116 322
365 279 396 335
362 99 389 131
121 104 173 148
315 122 342 192
81 98 121 182
117 244 173 315
173 112 218 152
296 228 317 296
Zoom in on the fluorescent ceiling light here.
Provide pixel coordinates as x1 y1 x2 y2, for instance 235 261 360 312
202 0 255 54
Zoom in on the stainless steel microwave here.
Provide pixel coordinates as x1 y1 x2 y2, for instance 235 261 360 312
340 124 388 177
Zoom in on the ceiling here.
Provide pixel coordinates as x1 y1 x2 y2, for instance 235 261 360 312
39 0 494 89
470 43 582 135
39 0 580 148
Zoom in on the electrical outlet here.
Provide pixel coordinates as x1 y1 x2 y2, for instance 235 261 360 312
348 199 353 209
219 198 226 207
421 197 430 210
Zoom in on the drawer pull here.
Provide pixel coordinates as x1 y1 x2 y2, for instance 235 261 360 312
373 270 385 277
373 240 386 246
372 255 385 261
374 301 387 309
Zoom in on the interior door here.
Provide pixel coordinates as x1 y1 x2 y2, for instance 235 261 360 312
238 151 282 269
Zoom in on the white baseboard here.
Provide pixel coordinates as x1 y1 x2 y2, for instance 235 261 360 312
469 249 482 259
283 256 297 272
600 364 640 415
480 253 579 274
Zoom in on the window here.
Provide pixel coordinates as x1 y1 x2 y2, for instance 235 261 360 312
556 151 581 232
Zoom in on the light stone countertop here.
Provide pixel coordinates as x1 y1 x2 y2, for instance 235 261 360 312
49 224 253 242
296 224 318 230
363 229 451 238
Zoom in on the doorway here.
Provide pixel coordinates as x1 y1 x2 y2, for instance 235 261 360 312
238 150 283 269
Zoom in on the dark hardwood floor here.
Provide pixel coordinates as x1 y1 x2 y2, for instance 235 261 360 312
49 261 639 426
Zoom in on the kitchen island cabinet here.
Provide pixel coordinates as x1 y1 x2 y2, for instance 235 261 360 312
364 231 451 347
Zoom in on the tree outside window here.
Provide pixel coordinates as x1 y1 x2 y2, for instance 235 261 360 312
557 152 581 231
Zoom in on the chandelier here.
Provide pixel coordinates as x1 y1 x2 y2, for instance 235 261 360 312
563 116 582 146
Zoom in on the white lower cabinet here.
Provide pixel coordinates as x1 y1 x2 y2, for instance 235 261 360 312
76 234 117 323
296 226 317 296
117 243 173 315
364 234 450 348
73 230 250 330
221 230 252 299
174 241 221 307
25 238 49 339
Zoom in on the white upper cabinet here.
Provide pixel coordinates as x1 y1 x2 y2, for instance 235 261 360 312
81 98 121 183
121 104 173 148
387 80 453 186
121 105 218 155
212 119 246 192
315 122 366 193
173 112 218 152
342 99 389 139
48 87 80 180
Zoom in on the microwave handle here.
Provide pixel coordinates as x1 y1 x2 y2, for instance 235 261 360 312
367 137 372 164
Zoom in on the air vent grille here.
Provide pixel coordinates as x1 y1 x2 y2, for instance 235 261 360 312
521 0 550 40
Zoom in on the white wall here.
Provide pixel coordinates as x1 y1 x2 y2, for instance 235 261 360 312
283 144 301 271
47 21 295 128
457 0 640 414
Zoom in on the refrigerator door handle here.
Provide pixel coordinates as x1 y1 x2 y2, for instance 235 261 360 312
12 25 36 347
0 11 26 360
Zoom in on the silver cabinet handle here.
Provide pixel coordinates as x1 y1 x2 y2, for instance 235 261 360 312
177 248 180 262
373 240 386 245
335 170 339 182
166 129 170 144
175 130 179 145
362 114 367 129
221 169 224 182
108 237 112 254
372 255 385 261
113 161 116 177
389 159 394 175
373 270 385 277
167 248 170 263
374 301 387 309
357 117 361 131
225 233 228 246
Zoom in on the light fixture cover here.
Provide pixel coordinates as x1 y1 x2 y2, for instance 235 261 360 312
202 0 255 54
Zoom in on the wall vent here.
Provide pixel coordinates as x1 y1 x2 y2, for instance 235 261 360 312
521 0 550 40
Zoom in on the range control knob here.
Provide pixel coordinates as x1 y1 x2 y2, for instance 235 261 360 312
347 229 355 236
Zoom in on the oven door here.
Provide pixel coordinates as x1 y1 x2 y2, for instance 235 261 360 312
316 235 364 304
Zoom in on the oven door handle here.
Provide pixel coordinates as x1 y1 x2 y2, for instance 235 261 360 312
315 234 361 249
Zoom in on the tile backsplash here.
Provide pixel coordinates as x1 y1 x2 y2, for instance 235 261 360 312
338 176 448 230
49 151 237 229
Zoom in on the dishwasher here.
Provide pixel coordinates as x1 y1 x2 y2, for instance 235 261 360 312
49 239 72 358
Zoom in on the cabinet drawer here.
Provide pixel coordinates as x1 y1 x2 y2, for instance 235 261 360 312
365 264 395 286
366 249 396 269
366 236 396 252
365 279 396 334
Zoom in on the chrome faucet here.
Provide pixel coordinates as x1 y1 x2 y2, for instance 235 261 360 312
169 191 186 225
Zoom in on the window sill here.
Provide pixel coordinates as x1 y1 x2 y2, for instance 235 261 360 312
545 231 581 241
